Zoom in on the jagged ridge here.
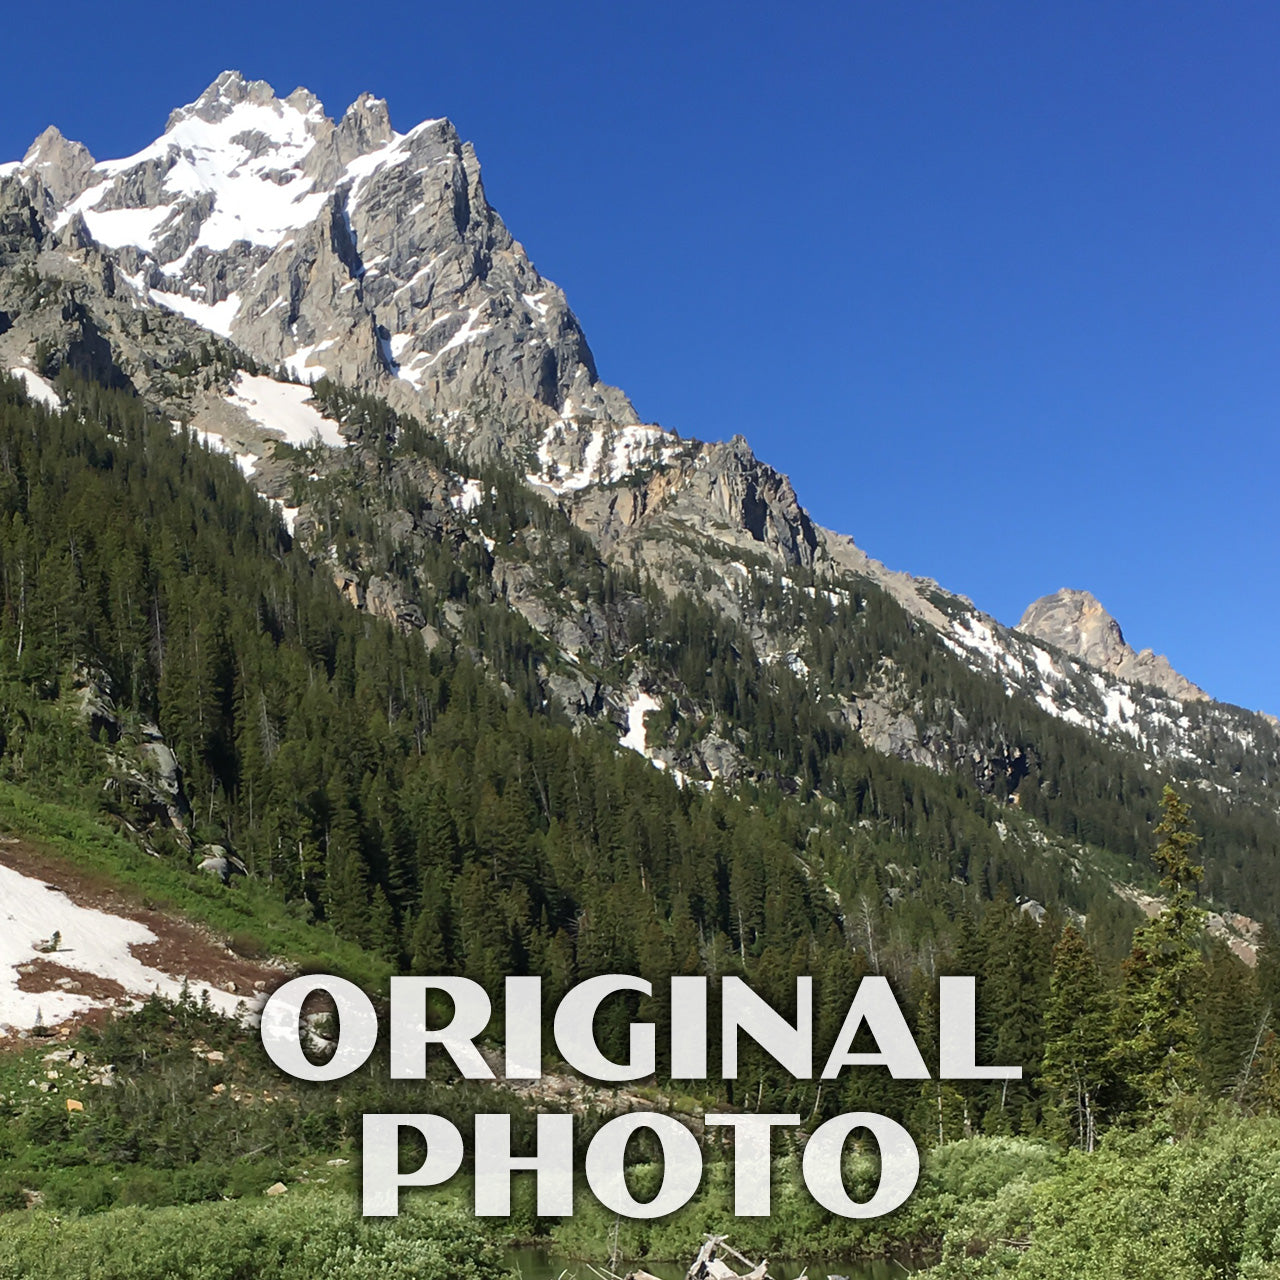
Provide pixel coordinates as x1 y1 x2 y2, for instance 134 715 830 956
1 72 1277 846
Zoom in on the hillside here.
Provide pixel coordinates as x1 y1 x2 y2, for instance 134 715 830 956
0 72 1278 1276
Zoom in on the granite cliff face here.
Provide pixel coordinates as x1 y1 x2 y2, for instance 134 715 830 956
1018 589 1207 703
0 73 830 568
1 72 1275 819
2 71 633 446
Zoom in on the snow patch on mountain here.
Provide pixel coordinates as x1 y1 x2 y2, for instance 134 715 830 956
450 478 486 514
932 603 1268 774
423 306 491 369
527 412 684 494
620 691 661 757
271 501 301 535
174 419 258 478
61 97 332 256
8 368 61 410
617 689 705 789
387 304 494 388
226 374 346 450
0 862 249 1036
282 341 335 383
149 289 241 338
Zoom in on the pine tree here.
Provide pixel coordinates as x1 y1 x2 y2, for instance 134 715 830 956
1042 923 1114 1150
1115 785 1206 1110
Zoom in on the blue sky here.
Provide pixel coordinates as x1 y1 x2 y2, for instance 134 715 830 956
4 2 1278 712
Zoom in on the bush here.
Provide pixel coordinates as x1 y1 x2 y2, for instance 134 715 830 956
0 1192 507 1280
225 931 269 960
0 1175 27 1215
40 1169 117 1215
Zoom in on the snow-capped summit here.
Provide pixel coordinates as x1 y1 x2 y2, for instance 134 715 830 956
2 72 642 453
2 70 1276 809
60 74 337 259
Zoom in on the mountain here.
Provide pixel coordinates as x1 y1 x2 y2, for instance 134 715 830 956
1 71 1278 967
7 72 1280 1280
0 70 634 451
1018 588 1205 704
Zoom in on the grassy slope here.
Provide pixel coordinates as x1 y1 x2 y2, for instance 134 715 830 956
0 781 392 990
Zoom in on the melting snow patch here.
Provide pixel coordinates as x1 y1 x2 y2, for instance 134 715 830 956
620 691 662 758
450 479 485 514
149 289 241 339
1034 693 1090 728
171 420 259 478
527 418 683 494
0 862 250 1036
7 368 61 411
75 204 175 252
425 306 491 366
268 500 301 535
227 374 346 450
282 343 331 384
63 98 336 256
1091 674 1140 739
533 426 605 493
604 425 684 482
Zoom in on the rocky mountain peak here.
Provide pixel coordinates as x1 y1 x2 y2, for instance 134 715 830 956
0 73 639 451
332 92 395 168
20 126 95 205
165 70 281 129
1018 588 1206 702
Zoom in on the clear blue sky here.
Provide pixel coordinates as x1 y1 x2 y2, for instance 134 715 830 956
4 2 1278 712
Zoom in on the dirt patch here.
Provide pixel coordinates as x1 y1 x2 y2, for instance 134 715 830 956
15 957 130 1003
0 1005 116 1052
129 939 267 998
0 835 286 1052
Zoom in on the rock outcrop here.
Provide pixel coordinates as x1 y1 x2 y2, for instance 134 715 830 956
1018 588 1206 702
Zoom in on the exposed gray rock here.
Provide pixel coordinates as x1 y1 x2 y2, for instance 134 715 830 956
565 433 818 572
71 663 120 743
1018 898 1047 924
363 575 427 630
1018 588 1207 702
197 846 247 883
21 128 95 206
66 664 194 837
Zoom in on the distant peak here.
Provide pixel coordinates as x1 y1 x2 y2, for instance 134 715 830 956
24 125 63 160
1024 588 1122 641
20 125 95 204
166 70 285 131
345 92 389 118
284 86 323 116
337 92 394 155
1018 588 1206 702
24 123 93 160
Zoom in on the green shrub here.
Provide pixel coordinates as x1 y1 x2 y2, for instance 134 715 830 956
0 1191 506 1280
0 1175 27 1215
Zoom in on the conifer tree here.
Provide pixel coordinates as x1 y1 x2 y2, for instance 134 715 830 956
1197 938 1261 1098
1115 785 1206 1110
1042 923 1114 1150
